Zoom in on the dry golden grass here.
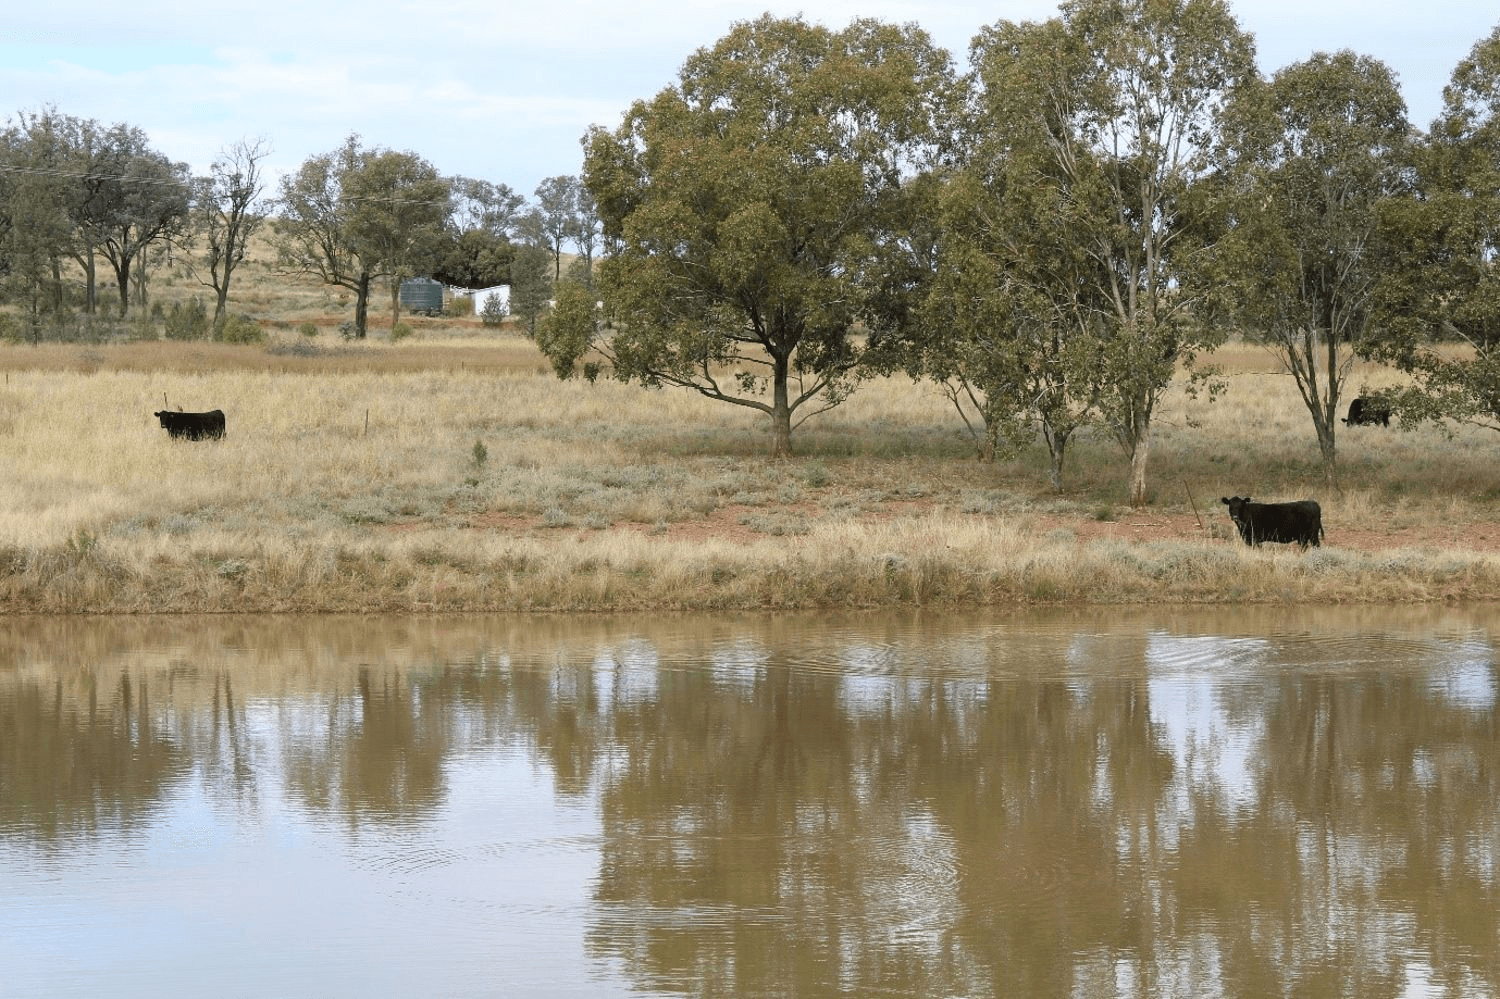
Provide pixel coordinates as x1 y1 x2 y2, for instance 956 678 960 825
2 326 1500 613
4 234 1500 611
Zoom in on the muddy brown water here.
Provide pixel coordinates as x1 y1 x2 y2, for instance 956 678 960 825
2 606 1498 998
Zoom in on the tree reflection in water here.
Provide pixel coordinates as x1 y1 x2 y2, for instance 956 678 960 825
0 609 1496 996
0 670 185 840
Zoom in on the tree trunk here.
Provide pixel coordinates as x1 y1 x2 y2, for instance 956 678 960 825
84 246 96 315
25 278 41 344
1315 417 1339 491
134 254 148 311
390 280 402 329
114 257 131 316
770 406 793 457
770 354 793 457
1128 430 1150 506
50 255 64 314
213 245 231 324
1044 427 1070 493
354 272 371 338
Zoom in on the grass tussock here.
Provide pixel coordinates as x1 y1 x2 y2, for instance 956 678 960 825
4 512 1499 614
2 331 1500 612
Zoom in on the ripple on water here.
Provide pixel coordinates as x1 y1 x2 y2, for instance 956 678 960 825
1143 631 1486 679
349 832 601 876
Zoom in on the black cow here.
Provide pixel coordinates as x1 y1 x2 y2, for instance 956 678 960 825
1220 496 1324 549
154 409 226 441
1341 396 1391 427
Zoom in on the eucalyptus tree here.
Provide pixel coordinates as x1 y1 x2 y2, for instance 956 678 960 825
937 0 1255 504
4 111 119 319
910 166 1111 486
1369 25 1500 432
87 124 191 316
275 135 450 337
276 136 374 336
1 112 195 324
190 136 270 325
508 242 553 336
344 147 452 327
433 228 515 290
532 175 580 281
539 14 956 457
62 115 118 316
890 18 1122 488
0 109 78 337
436 176 525 290
1213 52 1411 485
571 183 602 284
450 176 526 238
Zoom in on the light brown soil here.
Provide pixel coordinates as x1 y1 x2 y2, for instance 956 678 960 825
415 503 1500 555
1039 511 1500 553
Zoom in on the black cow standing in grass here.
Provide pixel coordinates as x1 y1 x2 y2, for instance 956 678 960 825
154 409 226 441
1341 397 1391 427
1221 496 1324 549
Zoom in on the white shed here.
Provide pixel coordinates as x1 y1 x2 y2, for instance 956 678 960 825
470 284 511 316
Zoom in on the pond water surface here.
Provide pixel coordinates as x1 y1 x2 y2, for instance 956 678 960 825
2 606 1499 998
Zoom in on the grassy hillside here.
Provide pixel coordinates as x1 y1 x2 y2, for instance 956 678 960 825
4 223 538 341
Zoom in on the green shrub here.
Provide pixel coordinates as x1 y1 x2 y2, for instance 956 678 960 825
447 294 473 318
391 322 414 342
299 321 319 338
480 294 507 327
217 313 265 344
164 297 210 340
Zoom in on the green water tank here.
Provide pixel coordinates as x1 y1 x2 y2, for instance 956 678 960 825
399 277 445 316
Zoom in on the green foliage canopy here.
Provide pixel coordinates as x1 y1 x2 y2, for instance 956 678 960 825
275 134 451 338
544 14 957 456
508 243 553 336
0 110 192 328
433 229 515 290
0 109 78 338
898 0 1255 500
1371 25 1500 432
1211 51 1411 482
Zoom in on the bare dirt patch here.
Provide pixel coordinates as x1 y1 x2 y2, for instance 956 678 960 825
397 499 1500 556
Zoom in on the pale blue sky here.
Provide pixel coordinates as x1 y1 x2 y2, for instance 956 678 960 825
5 1 1496 201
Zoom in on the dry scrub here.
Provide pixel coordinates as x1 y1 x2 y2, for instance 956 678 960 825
2 336 1500 613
